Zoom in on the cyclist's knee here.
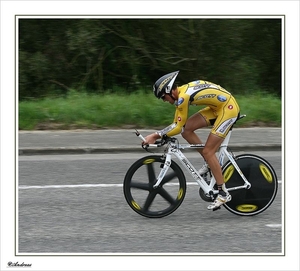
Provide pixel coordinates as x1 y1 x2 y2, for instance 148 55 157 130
181 129 189 140
202 148 215 161
181 128 195 141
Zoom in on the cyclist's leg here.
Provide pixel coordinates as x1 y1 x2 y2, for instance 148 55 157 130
182 107 217 176
202 133 224 186
204 133 233 209
207 98 239 182
181 106 214 154
182 109 230 209
206 98 240 209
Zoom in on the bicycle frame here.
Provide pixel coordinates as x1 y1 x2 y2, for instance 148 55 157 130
139 129 252 199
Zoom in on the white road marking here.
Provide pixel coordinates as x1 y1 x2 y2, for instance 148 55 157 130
18 180 281 190
18 182 199 190
19 183 123 189
265 224 282 228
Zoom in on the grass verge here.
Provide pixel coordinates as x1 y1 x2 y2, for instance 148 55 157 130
19 90 281 130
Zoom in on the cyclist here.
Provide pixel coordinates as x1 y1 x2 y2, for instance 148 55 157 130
142 71 240 210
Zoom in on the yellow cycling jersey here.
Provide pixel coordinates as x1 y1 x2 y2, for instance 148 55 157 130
158 80 240 138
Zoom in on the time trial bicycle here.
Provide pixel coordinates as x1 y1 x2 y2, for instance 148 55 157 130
123 114 278 218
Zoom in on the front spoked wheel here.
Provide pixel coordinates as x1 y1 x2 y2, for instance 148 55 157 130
222 154 278 216
123 155 186 218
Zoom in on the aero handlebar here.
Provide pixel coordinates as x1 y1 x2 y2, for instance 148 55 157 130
135 130 173 150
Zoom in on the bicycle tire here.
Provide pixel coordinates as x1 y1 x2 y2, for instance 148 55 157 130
222 154 278 216
123 155 186 218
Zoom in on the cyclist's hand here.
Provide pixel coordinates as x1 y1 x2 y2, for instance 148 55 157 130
142 133 160 145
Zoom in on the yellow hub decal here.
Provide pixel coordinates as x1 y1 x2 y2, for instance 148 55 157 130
177 188 183 200
223 165 234 183
131 200 141 210
143 159 155 164
259 163 273 183
236 204 258 212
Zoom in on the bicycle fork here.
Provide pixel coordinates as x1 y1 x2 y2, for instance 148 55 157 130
153 154 172 188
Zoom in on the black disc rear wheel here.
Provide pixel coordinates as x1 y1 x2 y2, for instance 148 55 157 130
222 154 278 216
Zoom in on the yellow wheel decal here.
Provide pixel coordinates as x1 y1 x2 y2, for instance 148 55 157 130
177 188 184 200
131 200 141 210
223 165 234 182
259 163 273 183
236 204 258 212
143 159 155 164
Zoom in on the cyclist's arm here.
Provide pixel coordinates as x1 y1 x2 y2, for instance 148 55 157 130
156 95 189 137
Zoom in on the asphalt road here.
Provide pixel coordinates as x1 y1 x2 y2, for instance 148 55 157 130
18 127 282 155
18 151 282 255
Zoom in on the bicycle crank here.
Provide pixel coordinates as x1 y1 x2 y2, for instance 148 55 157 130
198 188 218 202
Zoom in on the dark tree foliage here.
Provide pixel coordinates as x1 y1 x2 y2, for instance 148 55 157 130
18 18 282 100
